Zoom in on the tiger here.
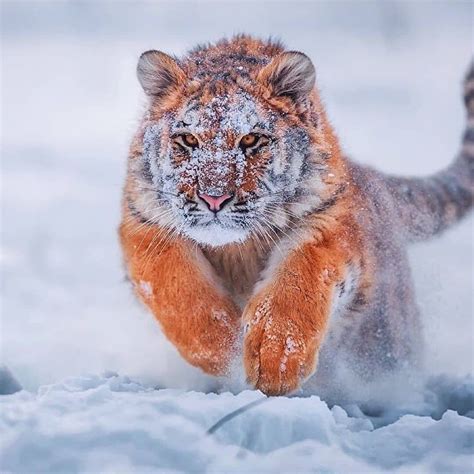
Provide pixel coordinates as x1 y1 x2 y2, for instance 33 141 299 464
119 35 473 396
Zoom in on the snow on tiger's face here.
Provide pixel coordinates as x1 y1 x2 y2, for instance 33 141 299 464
131 49 328 247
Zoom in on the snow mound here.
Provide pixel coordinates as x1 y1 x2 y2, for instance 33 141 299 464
0 366 22 395
1 373 473 473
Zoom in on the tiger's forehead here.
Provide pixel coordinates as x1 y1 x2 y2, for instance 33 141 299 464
172 91 273 139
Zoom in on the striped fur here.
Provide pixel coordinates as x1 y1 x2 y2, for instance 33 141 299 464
382 65 474 241
120 36 473 396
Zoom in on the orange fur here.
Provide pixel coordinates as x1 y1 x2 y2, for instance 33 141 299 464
120 36 377 393
120 220 241 375
120 36 473 395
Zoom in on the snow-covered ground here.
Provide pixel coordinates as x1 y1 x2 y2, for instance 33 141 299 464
1 372 473 473
1 2 473 472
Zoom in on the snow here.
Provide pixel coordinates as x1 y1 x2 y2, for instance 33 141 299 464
1 2 473 472
0 366 22 395
1 372 473 473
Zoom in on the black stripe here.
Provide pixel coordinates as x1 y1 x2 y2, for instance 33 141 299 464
312 183 347 214
336 280 346 297
464 89 474 108
127 197 150 225
429 179 446 233
465 64 474 82
142 157 154 183
463 127 474 143
348 289 368 313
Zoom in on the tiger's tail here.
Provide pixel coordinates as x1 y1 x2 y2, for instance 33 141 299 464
385 62 474 242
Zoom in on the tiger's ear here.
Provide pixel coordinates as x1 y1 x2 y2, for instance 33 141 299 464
137 50 186 98
257 51 316 102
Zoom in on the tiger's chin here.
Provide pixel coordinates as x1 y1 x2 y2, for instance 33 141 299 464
184 223 250 247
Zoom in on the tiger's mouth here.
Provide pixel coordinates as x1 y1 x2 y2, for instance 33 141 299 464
188 209 251 231
180 193 256 225
183 219 251 247
157 187 274 246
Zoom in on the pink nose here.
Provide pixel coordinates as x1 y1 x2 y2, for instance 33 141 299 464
198 193 233 212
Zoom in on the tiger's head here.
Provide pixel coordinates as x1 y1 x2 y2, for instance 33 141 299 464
127 37 342 247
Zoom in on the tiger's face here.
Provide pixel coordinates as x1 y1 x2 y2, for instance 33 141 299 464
130 49 334 247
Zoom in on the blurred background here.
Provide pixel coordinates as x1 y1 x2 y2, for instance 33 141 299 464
1 1 472 391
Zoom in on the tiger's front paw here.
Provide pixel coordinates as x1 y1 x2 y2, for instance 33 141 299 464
242 295 319 396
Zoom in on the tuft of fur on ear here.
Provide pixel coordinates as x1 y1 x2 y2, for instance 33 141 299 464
258 51 316 102
137 50 186 98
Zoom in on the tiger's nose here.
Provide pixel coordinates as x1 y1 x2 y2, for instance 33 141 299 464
198 193 234 213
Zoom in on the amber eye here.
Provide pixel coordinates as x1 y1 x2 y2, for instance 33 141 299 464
174 133 199 150
181 133 198 148
240 133 259 149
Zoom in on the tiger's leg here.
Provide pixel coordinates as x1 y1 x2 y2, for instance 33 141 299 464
120 219 241 376
243 237 347 395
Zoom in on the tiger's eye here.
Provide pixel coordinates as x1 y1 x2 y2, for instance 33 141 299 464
240 133 259 148
182 134 198 148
